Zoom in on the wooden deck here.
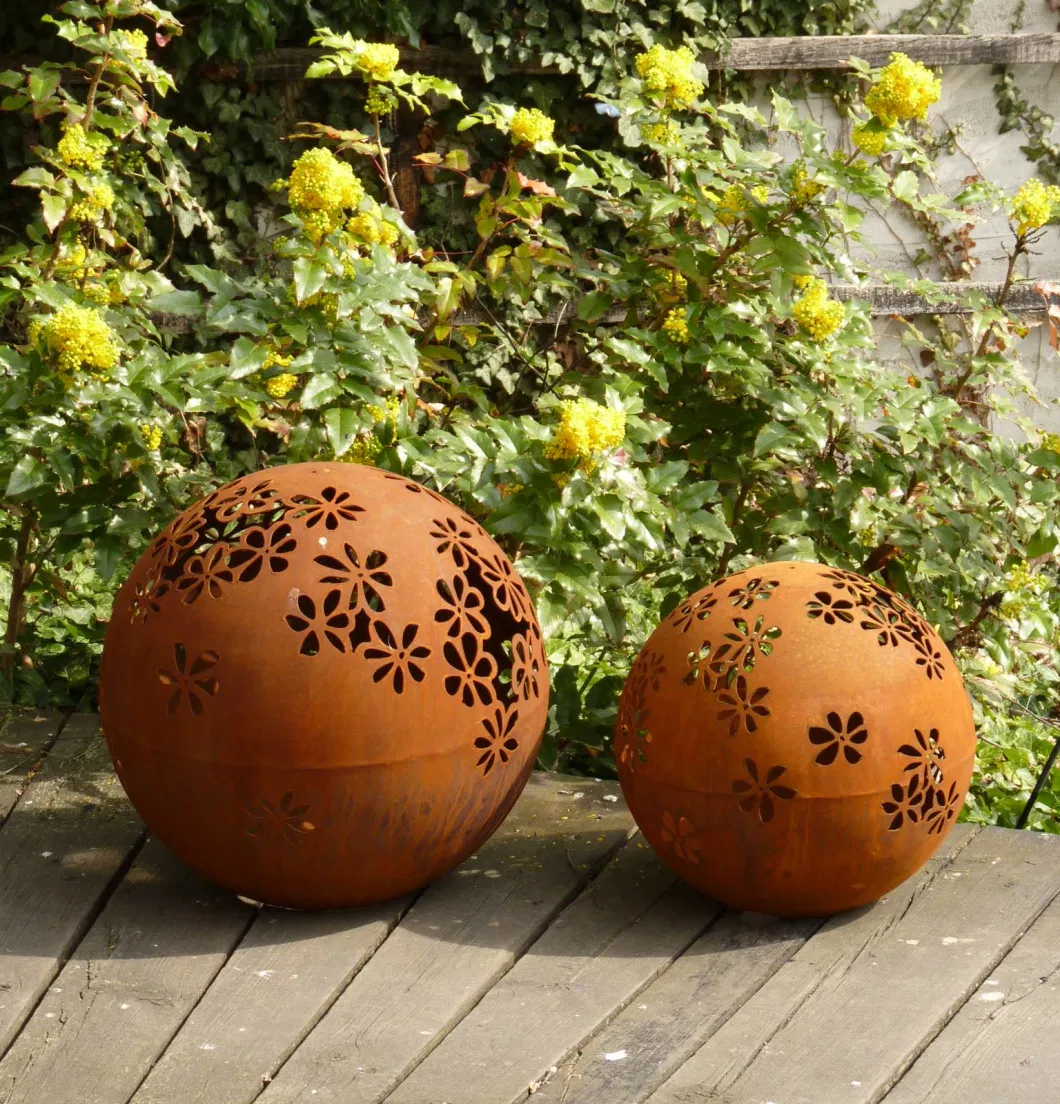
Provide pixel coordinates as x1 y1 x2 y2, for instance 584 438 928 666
2 711 1059 1104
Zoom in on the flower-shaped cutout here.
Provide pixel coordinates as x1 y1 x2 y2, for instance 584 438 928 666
434 574 489 638
315 544 392 611
129 574 169 623
208 478 282 524
859 603 904 648
363 621 431 693
806 590 855 625
671 593 717 633
925 781 961 835
284 589 350 655
510 632 542 700
244 791 316 844
727 577 779 610
479 551 528 618
157 644 219 715
176 543 234 605
290 486 365 531
809 710 869 765
731 759 796 823
640 652 667 693
150 510 204 569
710 616 782 684
443 632 498 707
821 569 877 604
882 773 928 831
228 523 297 583
429 516 480 569
914 638 946 680
716 675 771 737
660 811 702 864
683 641 713 688
898 727 946 787
475 705 520 775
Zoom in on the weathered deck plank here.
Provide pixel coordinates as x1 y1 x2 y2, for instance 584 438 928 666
0 711 64 827
652 826 1060 1104
0 837 253 1104
0 715 143 1057
385 841 720 1104
534 910 821 1104
882 890 1060 1104
645 824 979 1104
257 776 633 1104
130 899 410 1104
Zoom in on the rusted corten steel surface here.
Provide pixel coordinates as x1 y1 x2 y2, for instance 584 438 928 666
100 462 548 909
615 561 976 917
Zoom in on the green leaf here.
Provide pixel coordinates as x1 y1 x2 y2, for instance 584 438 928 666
892 171 919 202
577 291 613 322
229 336 266 379
1027 528 1057 558
690 508 735 543
28 68 60 104
324 407 361 456
300 373 342 409
149 290 202 316
40 193 66 233
293 257 327 302
754 421 797 456
595 495 627 541
94 535 122 581
6 456 47 498
12 166 56 190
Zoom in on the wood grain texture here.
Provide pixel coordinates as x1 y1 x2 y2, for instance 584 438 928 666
534 910 821 1104
130 901 411 1104
0 714 143 1057
234 35 1060 82
0 711 64 827
653 826 1060 1104
0 837 253 1104
257 776 634 1104
647 824 980 1104
385 841 720 1104
882 890 1060 1104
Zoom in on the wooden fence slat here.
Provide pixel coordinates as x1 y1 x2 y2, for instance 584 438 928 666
881 890 1060 1104
234 34 1060 82
383 842 720 1104
0 714 144 1058
651 826 1060 1104
256 776 634 1104
0 712 65 828
0 838 254 1104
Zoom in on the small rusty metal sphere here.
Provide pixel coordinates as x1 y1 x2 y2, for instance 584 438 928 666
615 561 975 917
100 463 548 909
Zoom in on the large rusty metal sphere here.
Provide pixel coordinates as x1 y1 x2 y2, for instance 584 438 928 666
100 463 548 909
615 561 975 917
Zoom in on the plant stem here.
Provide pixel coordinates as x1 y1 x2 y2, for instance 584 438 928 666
1017 730 1060 829
717 479 751 574
951 243 1022 400
373 114 402 213
2 509 35 673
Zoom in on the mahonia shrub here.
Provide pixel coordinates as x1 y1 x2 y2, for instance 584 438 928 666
3 20 1060 832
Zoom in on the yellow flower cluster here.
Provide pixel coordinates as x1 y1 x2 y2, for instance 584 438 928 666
68 181 115 222
662 307 690 343
1001 560 1049 618
498 482 525 498
286 148 365 242
265 372 298 399
792 163 825 204
41 302 119 377
368 395 401 422
357 42 400 82
56 242 94 283
1010 178 1060 236
792 278 845 342
510 107 555 147
139 423 163 450
56 123 108 172
347 435 384 464
365 85 398 115
545 397 626 466
114 28 148 59
852 123 890 157
864 53 941 127
645 120 680 144
715 183 769 227
84 283 111 306
346 211 400 249
792 273 814 289
263 350 293 372
634 45 704 110
1041 432 1060 454
657 269 687 300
